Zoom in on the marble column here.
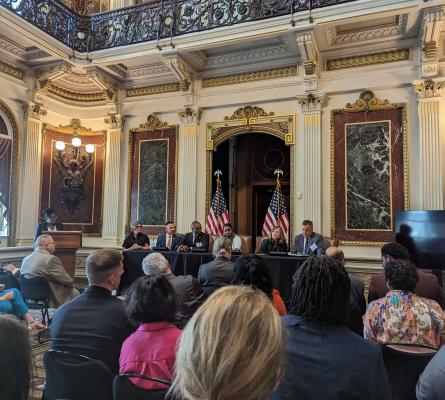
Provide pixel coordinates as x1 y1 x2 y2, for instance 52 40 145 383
297 94 326 232
413 80 445 210
102 115 125 244
177 108 201 233
15 103 47 246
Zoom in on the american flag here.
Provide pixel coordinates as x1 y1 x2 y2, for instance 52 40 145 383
205 183 231 235
262 187 289 240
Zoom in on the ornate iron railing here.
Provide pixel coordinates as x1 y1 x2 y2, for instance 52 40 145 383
0 0 358 52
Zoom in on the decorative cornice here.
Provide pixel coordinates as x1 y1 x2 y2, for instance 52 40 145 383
326 49 409 71
163 55 195 92
178 107 201 124
202 66 297 88
224 105 274 120
0 34 48 60
130 114 169 133
127 64 171 78
420 8 445 60
0 60 24 80
297 94 326 112
296 34 318 76
105 114 125 130
43 121 104 137
22 102 47 120
413 79 445 99
126 83 179 97
41 81 110 102
107 64 127 79
343 90 394 112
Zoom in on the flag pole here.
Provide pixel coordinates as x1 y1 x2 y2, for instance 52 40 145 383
274 168 283 228
214 170 222 233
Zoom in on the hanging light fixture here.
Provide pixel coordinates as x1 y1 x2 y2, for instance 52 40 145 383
85 144 95 154
71 136 82 147
55 141 65 151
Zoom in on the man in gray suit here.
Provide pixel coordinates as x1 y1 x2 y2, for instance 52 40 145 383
292 220 325 255
198 237 234 297
21 234 79 308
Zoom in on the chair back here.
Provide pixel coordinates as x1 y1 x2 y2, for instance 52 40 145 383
44 349 113 400
0 271 20 290
382 344 437 400
322 237 338 250
113 374 170 400
238 235 251 253
255 236 266 253
20 275 50 303
209 235 217 253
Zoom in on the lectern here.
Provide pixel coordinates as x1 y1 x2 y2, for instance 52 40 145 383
43 231 82 278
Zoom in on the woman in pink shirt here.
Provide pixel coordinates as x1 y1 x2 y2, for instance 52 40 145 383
119 275 181 389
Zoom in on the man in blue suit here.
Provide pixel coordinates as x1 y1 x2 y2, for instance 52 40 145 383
156 221 182 251
292 220 325 255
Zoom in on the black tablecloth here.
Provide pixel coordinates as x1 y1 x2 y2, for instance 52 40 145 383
120 250 308 302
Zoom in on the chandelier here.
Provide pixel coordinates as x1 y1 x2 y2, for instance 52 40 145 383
54 119 95 154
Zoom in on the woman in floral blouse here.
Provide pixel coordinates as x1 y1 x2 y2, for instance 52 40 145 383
364 259 445 349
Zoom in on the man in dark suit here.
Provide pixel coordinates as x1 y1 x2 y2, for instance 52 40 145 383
271 256 391 400
291 219 325 255
179 221 209 252
50 249 133 375
155 221 182 251
34 208 64 241
326 246 366 336
368 242 445 308
198 237 234 296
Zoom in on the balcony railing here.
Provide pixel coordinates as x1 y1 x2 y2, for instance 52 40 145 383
0 0 358 52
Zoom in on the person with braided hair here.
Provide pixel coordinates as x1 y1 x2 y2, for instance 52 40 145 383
271 256 391 400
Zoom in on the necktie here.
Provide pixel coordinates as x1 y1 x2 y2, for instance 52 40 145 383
166 235 172 249
193 235 197 246
303 238 308 254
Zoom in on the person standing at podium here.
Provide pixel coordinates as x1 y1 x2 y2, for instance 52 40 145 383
34 208 64 241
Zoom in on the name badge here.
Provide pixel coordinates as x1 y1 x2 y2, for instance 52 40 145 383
196 242 202 248
309 243 318 252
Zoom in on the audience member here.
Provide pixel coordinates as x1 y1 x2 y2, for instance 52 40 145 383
197 237 234 296
120 275 181 389
326 246 366 336
271 256 391 400
122 221 150 250
222 223 242 251
170 286 283 400
368 242 445 307
50 249 133 374
232 254 286 315
0 284 45 329
259 225 288 253
291 219 325 255
0 315 32 400
34 207 63 241
364 259 445 349
156 221 182 251
142 252 205 327
20 235 79 308
179 221 209 252
416 346 445 400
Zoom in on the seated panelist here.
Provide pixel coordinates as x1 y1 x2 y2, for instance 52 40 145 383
179 221 209 252
156 221 182 251
292 219 325 255
223 223 242 252
34 207 64 241
122 221 150 251
259 226 288 254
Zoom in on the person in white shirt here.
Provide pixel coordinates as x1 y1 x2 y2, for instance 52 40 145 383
223 223 242 252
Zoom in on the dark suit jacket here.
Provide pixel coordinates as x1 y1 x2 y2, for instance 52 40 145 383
347 274 367 336
34 222 64 241
271 315 391 400
259 238 288 254
368 271 445 308
198 256 234 296
155 233 182 251
50 285 133 374
292 233 325 255
180 232 210 251
122 233 150 249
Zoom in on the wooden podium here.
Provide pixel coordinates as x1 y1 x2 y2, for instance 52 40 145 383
43 231 82 278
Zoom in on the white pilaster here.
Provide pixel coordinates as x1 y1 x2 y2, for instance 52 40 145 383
297 94 326 232
109 0 132 10
177 108 201 233
102 115 125 244
413 80 444 210
15 103 47 246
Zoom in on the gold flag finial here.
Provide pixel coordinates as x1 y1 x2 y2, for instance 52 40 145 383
214 170 222 185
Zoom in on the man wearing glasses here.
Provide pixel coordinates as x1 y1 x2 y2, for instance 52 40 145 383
122 221 150 251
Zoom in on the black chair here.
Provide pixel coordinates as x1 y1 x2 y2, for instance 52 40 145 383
382 344 437 400
44 349 113 400
113 373 170 400
19 276 51 325
0 270 20 290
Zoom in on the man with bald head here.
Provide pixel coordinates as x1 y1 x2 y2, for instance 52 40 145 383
20 234 79 308
326 246 366 336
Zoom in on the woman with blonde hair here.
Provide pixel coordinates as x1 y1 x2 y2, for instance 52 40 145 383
259 225 288 254
170 286 283 400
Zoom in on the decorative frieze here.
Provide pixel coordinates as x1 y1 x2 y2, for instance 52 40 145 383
413 79 445 99
0 60 24 80
126 83 179 97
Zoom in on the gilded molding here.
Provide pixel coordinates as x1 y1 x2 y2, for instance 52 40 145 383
42 81 110 102
23 103 47 120
126 83 179 97
0 60 24 80
225 105 274 120
297 93 327 112
344 90 394 112
43 121 106 143
326 49 409 71
412 79 445 98
202 66 297 88
130 114 170 133
105 114 125 130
